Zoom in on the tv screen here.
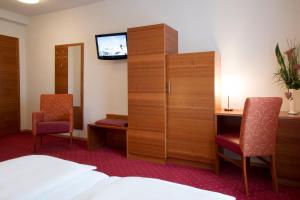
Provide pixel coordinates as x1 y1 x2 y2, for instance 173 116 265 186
95 32 128 60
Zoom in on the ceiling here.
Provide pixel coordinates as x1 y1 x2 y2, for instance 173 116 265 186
0 0 104 16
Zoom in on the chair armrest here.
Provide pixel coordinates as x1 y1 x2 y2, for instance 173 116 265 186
68 110 74 132
32 112 44 135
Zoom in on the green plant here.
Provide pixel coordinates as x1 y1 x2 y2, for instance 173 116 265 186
275 41 300 93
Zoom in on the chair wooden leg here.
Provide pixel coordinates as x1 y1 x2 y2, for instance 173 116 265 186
271 155 278 193
242 156 249 196
69 132 73 147
215 146 220 175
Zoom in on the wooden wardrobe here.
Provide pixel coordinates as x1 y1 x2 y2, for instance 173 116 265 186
127 24 221 169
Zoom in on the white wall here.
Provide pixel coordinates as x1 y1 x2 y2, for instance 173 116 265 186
25 0 300 136
0 9 29 25
0 16 28 130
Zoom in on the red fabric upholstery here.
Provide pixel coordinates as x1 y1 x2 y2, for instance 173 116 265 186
95 119 128 127
36 121 70 134
216 133 242 155
32 94 73 135
240 97 282 157
40 94 73 123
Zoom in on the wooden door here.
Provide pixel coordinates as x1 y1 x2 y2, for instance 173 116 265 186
0 35 20 136
55 46 68 94
166 52 218 167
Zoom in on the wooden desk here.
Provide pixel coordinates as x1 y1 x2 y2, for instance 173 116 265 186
88 114 128 156
215 109 300 187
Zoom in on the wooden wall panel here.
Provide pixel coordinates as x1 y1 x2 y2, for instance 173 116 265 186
166 52 218 166
73 106 83 129
127 24 178 160
55 46 68 94
0 35 20 136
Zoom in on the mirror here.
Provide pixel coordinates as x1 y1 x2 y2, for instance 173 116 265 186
68 46 81 107
55 43 84 130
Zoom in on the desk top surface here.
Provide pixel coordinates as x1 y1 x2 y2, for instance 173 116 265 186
215 109 300 120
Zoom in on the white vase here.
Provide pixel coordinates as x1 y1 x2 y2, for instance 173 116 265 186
288 89 299 115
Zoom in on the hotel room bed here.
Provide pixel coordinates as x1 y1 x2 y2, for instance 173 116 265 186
0 155 235 200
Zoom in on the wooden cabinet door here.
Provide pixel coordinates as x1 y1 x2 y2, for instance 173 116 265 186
0 35 20 136
166 52 216 165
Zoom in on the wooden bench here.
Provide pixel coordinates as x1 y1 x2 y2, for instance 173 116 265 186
87 114 128 155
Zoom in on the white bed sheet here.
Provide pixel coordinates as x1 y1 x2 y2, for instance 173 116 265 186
74 177 235 200
0 155 235 200
39 170 109 200
0 155 97 200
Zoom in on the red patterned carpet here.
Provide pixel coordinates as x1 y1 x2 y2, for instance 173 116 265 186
0 133 299 200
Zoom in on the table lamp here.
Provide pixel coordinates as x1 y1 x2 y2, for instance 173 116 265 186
225 96 233 111
223 75 237 112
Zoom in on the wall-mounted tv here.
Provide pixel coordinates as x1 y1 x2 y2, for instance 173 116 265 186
95 32 128 60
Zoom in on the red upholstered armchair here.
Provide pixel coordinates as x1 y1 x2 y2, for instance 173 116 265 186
215 97 282 195
32 94 73 152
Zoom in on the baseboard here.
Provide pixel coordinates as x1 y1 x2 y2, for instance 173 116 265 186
20 129 87 142
55 134 87 142
166 157 214 171
278 178 300 188
21 129 32 134
127 153 165 164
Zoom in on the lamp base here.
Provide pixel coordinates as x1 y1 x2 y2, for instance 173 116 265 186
288 111 299 115
224 108 234 111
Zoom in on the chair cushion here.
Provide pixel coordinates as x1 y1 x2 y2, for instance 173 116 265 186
37 121 70 134
95 119 128 127
216 133 242 155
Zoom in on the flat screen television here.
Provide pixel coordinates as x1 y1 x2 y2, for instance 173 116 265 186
95 32 128 60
